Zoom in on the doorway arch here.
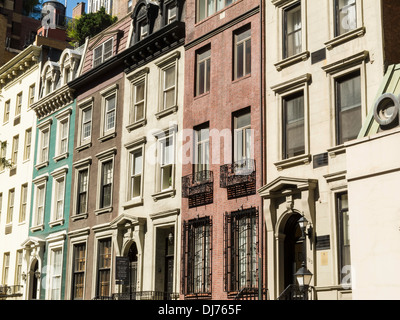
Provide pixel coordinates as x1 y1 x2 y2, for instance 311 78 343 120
28 259 40 300
122 242 138 296
283 213 303 289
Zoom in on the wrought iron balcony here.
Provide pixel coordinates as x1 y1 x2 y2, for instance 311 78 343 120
0 285 23 298
234 287 268 300
182 170 213 208
220 159 256 199
113 291 179 300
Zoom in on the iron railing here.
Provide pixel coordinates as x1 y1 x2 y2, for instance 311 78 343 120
234 287 268 300
0 285 23 298
277 284 315 300
220 159 256 199
93 291 179 300
182 170 213 208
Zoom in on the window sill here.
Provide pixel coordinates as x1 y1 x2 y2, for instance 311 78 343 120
155 105 178 120
123 197 143 210
325 27 366 50
327 144 346 158
49 218 64 228
194 91 210 101
152 188 176 201
71 213 88 221
274 51 310 71
126 119 147 132
35 161 49 170
94 206 113 215
274 153 311 171
232 73 251 84
53 152 69 162
30 224 44 232
76 142 92 152
98 131 116 142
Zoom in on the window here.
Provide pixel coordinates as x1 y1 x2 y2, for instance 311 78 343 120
0 193 2 221
138 20 148 41
283 92 305 159
2 253 10 285
81 107 92 144
182 217 212 295
233 111 252 162
162 64 176 111
335 71 361 145
167 4 177 24
49 248 62 300
195 125 209 174
11 135 19 167
159 135 174 191
128 0 133 12
283 3 302 59
29 84 35 106
131 81 145 124
197 0 236 22
196 47 211 96
23 128 32 161
234 27 251 80
52 176 65 222
15 92 22 117
337 192 351 285
57 117 69 156
77 169 89 215
104 94 116 133
15 250 23 286
225 208 258 292
97 238 112 297
6 188 14 225
19 183 28 223
335 0 357 36
3 100 10 123
33 183 46 228
37 122 51 167
0 142 7 171
93 38 113 68
129 150 142 200
100 160 113 209
72 243 86 300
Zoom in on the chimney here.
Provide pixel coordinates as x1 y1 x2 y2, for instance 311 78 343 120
72 2 86 19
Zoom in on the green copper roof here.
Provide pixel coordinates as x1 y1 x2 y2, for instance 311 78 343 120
359 64 400 138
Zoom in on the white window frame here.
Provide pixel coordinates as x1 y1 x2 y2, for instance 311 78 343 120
54 108 72 161
92 233 113 299
77 97 94 150
95 148 116 214
72 158 91 219
126 67 149 131
68 236 88 300
3 100 10 124
196 0 237 22
36 119 52 170
99 84 118 140
0 141 7 172
155 52 180 118
11 135 19 168
31 174 48 232
19 183 28 223
23 128 32 161
233 26 251 80
46 238 64 300
93 38 114 68
15 92 22 118
29 84 36 107
50 167 68 227
6 188 15 225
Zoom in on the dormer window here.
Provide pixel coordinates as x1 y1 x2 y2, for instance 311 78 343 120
139 21 148 41
93 38 113 68
167 4 177 24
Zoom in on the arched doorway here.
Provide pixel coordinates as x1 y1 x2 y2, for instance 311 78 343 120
122 242 138 297
29 259 39 300
283 213 303 289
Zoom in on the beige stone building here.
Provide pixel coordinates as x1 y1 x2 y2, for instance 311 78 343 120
260 0 400 300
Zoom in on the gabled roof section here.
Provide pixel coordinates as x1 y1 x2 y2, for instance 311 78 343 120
81 13 132 74
359 64 400 137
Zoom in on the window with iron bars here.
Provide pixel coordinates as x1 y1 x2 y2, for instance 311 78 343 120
181 217 212 297
224 207 259 293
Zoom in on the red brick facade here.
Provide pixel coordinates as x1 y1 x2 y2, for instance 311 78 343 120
181 0 266 300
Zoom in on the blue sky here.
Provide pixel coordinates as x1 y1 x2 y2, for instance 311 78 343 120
58 0 88 18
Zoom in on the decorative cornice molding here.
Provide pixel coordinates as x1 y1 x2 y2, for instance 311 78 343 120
32 86 75 120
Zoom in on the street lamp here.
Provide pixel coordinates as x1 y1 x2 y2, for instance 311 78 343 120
295 214 313 300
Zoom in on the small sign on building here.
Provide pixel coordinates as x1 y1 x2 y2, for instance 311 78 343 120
115 256 130 283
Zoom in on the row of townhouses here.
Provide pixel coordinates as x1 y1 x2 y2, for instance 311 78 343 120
1 0 400 301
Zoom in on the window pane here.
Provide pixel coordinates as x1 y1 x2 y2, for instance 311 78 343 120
285 5 302 57
336 0 356 35
284 94 305 158
105 96 116 131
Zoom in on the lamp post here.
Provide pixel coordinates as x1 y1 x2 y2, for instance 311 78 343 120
295 214 313 300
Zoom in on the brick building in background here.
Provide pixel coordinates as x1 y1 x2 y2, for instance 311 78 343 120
180 0 266 300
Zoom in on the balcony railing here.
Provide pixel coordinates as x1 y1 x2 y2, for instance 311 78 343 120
182 170 213 208
277 284 315 300
234 287 268 300
0 285 23 299
220 159 256 199
93 291 179 300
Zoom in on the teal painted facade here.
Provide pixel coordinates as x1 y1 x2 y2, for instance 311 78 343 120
29 100 76 300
